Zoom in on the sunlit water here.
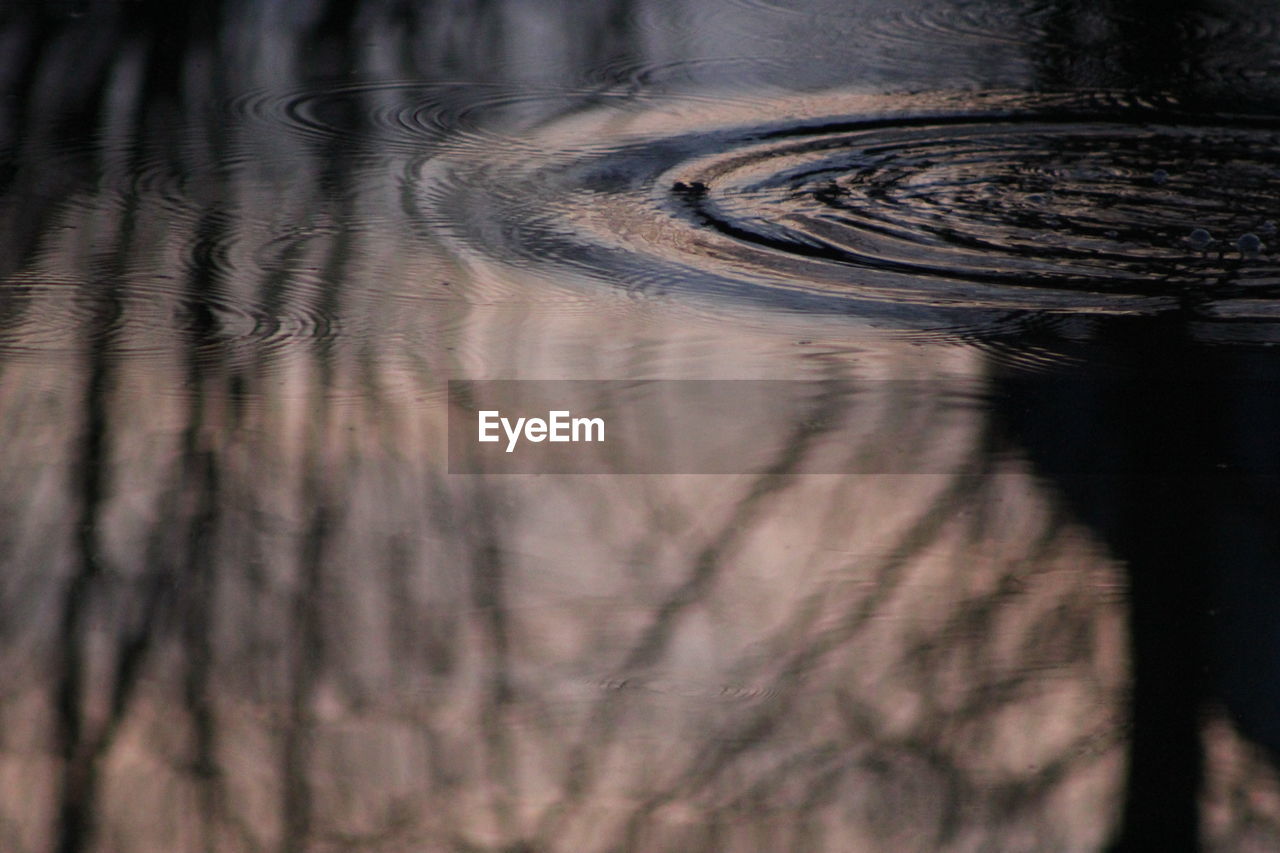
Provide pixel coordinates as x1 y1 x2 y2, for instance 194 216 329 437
5 1 1280 851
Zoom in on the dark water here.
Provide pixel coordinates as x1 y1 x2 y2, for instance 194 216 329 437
6 1 1280 850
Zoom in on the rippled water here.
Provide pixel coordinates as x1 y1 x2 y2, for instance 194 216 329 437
430 90 1280 323
6 1 1280 851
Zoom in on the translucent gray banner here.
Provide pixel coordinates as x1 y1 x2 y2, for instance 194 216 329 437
447 379 990 474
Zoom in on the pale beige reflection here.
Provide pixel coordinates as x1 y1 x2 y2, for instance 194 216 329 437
0 177 1272 853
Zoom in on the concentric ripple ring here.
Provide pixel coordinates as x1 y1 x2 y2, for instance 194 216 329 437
423 92 1280 329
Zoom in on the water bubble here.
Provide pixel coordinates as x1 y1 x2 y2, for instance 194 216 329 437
1237 232 1264 254
1152 168 1169 185
1188 228 1214 250
1260 220 1277 236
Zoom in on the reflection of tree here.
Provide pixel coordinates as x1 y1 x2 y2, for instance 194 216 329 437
53 187 152 853
994 317 1280 852
0 147 1133 849
3 1 1280 852
6 265 1142 852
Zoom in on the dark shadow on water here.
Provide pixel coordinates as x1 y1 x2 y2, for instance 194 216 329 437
993 314 1280 851
1023 3 1280 847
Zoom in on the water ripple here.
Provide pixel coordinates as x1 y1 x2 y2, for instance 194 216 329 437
423 91 1280 338
228 81 756 159
0 270 339 364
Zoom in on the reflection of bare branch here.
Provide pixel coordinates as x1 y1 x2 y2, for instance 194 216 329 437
0 194 1195 851
467 487 522 841
5 4 1280 851
53 195 170 853
179 442 223 853
590 448 989 853
281 480 325 853
533 384 852 844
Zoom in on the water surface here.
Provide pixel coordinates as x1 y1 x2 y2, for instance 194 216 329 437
5 1 1280 850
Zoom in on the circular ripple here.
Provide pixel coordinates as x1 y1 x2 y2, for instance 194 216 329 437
676 120 1280 289
229 81 751 160
228 81 532 153
424 92 1280 333
0 273 338 363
